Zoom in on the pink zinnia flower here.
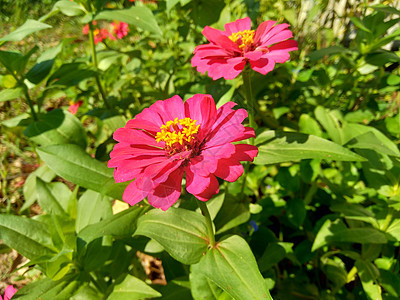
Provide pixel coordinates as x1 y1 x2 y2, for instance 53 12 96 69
111 21 129 39
192 17 298 80
0 285 17 300
68 100 83 115
108 94 258 211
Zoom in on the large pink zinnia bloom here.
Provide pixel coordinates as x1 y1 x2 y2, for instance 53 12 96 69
108 94 258 211
0 285 17 300
192 17 298 80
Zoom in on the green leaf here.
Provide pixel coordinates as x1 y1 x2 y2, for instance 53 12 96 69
47 63 96 86
36 178 68 215
26 43 63 84
53 0 85 16
78 205 148 243
195 235 272 300
254 130 365 165
321 257 348 290
190 263 233 300
298 114 322 137
350 17 372 32
342 123 400 156
13 276 80 300
286 198 306 228
346 131 400 157
386 219 400 241
0 87 24 102
95 6 162 36
76 190 112 232
0 19 51 42
355 260 382 300
214 195 250 234
258 243 289 272
107 275 161 300
24 109 87 148
135 207 209 265
314 106 344 144
36 144 113 194
371 4 400 15
312 219 387 251
0 214 56 259
22 164 56 211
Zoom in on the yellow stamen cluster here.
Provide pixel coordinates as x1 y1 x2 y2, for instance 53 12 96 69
229 30 255 49
155 117 200 147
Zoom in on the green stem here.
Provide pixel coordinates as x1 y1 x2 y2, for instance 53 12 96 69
88 22 110 109
197 200 215 247
242 70 256 142
24 87 38 121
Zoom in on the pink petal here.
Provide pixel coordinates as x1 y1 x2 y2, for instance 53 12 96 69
224 17 252 35
254 20 277 45
109 144 164 159
245 50 263 61
232 144 259 161
259 23 291 45
113 167 142 183
184 94 217 138
202 26 239 52
126 118 160 133
149 95 185 124
214 157 244 182
190 143 235 176
185 167 219 200
231 127 256 142
250 57 276 75
148 168 184 211
4 286 17 300
199 56 246 80
113 128 158 147
108 155 165 169
123 177 149 206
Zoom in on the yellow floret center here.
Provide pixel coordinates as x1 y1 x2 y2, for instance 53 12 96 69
229 30 255 49
155 117 200 147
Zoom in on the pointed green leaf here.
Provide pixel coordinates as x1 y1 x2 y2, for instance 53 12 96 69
13 276 80 300
36 177 68 215
355 260 382 300
76 190 112 232
36 144 113 194
79 205 148 243
254 130 365 165
108 275 161 300
0 87 24 102
135 208 208 265
24 109 87 148
0 214 56 259
195 235 272 300
21 164 56 211
0 20 51 42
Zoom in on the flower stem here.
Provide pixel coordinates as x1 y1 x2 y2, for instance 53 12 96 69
24 87 38 121
88 21 110 109
242 70 256 143
197 200 215 248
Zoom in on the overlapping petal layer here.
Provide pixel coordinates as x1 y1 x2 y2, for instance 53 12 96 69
108 94 258 210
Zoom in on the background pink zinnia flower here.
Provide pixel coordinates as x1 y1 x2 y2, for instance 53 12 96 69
68 100 83 115
111 21 129 39
0 285 17 300
192 17 298 80
108 94 258 211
